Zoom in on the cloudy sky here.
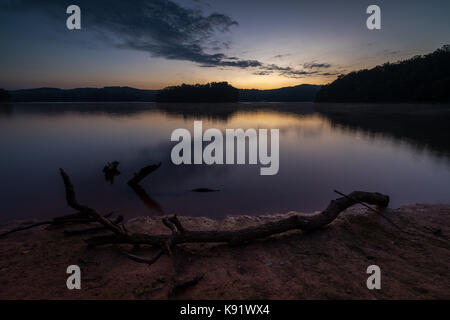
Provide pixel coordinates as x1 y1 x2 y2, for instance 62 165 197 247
0 0 449 89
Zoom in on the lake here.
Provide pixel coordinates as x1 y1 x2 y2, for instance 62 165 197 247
1 102 450 222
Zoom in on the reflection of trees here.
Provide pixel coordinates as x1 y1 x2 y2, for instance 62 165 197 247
156 102 316 121
0 89 11 102
4 102 316 121
317 103 450 160
0 103 13 117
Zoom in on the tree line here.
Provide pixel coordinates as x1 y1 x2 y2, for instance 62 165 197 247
156 82 239 102
0 89 11 102
315 45 450 102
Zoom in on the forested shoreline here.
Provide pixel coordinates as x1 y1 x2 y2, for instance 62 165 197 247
315 45 450 103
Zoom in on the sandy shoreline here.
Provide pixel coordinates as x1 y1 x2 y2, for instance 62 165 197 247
0 203 449 299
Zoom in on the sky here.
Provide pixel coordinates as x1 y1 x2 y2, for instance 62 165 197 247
0 0 449 90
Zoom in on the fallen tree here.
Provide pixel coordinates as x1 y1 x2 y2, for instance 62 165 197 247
0 211 120 238
1 166 390 266
59 168 390 265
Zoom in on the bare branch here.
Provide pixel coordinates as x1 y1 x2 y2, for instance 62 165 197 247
85 191 390 247
0 211 115 238
168 215 186 234
0 221 52 238
64 215 124 236
127 163 164 215
59 168 125 236
162 218 177 256
57 169 391 267
117 246 165 266
128 163 161 186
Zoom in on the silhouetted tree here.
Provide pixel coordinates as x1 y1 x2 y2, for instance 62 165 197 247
156 82 239 102
0 89 11 102
315 45 450 103
239 84 320 102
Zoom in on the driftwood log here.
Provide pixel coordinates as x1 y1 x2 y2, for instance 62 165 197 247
0 211 118 238
0 166 390 267
58 168 390 265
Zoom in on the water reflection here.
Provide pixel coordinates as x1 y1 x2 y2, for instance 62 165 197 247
0 102 449 222
316 103 450 161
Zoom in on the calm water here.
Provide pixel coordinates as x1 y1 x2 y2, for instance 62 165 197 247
1 102 450 222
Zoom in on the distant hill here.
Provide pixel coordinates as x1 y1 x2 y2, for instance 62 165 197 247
6 83 320 102
156 82 238 102
240 84 321 102
9 87 158 102
315 45 450 103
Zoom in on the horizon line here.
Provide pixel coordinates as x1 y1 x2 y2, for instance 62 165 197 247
3 82 327 92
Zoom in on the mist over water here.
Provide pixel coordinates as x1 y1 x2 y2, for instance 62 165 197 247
1 102 450 222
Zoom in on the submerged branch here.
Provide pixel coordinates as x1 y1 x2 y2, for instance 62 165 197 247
128 163 161 186
127 163 164 215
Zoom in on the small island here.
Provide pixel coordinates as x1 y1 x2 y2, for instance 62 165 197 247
156 82 239 103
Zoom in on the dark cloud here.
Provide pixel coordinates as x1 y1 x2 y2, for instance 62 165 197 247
0 0 322 79
303 62 332 69
273 53 292 59
261 64 318 78
318 72 340 76
253 71 271 76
